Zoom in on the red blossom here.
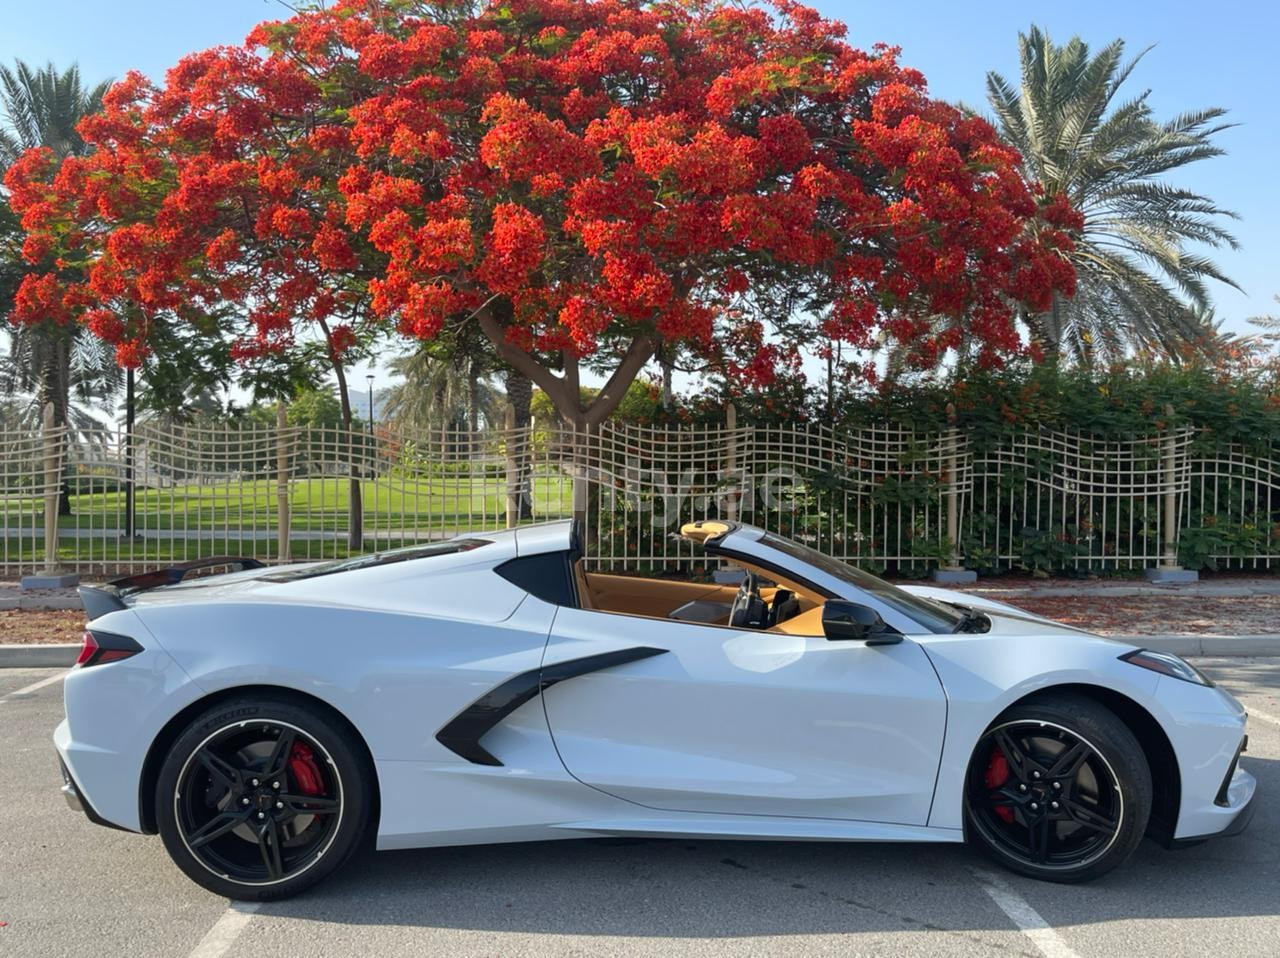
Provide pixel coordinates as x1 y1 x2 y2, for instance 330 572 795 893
3 0 1079 391
478 203 545 294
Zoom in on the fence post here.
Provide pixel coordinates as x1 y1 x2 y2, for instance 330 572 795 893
20 402 79 589
725 403 739 523
932 403 975 584
1146 404 1197 583
570 423 592 526
276 401 291 563
504 403 518 529
41 403 59 574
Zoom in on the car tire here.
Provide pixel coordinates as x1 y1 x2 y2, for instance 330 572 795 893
964 692 1152 883
155 695 372 900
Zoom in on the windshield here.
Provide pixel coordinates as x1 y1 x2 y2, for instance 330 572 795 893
262 538 490 581
756 532 965 633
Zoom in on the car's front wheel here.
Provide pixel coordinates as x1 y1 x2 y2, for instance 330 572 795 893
155 695 371 900
964 693 1151 883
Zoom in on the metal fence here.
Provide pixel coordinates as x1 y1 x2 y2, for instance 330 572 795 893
4 408 1278 579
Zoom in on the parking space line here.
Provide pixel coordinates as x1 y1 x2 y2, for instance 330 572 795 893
1246 706 1280 727
970 868 1081 958
187 902 260 958
0 670 67 703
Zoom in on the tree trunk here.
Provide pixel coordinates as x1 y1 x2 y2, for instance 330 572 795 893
467 357 481 435
36 332 73 516
504 367 533 520
660 352 674 411
474 301 657 528
1025 296 1065 359
475 304 654 428
329 356 363 552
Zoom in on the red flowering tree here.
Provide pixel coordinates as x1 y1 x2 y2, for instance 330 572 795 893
6 0 1079 434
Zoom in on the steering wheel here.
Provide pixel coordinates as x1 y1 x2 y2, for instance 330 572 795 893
728 572 769 629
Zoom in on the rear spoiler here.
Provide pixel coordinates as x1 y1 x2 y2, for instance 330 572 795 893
78 557 267 620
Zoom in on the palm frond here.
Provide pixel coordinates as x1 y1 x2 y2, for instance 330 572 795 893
988 26 1237 362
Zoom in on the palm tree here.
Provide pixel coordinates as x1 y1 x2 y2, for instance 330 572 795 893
1 61 115 512
0 193 20 320
984 28 1239 361
0 61 109 163
1247 296 1280 347
382 345 505 447
0 325 122 436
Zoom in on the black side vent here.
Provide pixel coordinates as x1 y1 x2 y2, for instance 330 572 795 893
435 647 668 766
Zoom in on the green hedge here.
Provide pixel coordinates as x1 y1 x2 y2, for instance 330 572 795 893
664 355 1280 452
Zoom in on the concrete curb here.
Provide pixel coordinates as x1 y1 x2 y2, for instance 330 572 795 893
0 644 79 668
1124 634 1280 657
947 579 1280 599
0 595 83 611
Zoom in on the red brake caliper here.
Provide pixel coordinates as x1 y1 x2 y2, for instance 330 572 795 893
288 742 325 796
984 749 1015 823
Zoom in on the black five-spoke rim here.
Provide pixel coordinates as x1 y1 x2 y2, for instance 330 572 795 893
175 721 343 885
967 720 1122 869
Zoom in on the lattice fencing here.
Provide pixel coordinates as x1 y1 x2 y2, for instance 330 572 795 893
4 412 1280 578
0 421 64 573
962 429 1193 574
577 420 971 574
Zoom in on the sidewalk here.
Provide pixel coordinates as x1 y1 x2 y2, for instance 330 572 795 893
951 576 1280 600
931 575 1280 638
0 583 81 610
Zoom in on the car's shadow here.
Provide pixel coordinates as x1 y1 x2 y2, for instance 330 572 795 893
260 755 1278 938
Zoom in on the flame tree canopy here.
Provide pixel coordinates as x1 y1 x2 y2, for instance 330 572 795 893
4 0 1080 427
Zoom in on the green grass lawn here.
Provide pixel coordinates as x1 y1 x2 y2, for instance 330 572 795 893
2 474 575 531
0 473 576 567
0 536 405 565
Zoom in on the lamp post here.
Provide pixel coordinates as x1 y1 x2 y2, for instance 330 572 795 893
365 374 375 432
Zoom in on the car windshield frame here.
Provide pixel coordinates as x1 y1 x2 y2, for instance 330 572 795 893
261 538 490 582
753 531 966 634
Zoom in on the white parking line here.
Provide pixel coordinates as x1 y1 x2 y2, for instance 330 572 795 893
187 902 260 958
0 670 67 703
970 868 1081 958
1246 706 1280 728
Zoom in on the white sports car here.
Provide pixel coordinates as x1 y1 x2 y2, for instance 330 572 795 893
56 520 1255 899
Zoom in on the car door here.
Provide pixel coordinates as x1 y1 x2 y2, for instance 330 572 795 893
541 605 947 825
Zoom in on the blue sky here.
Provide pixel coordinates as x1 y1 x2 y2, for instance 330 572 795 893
4 0 1276 363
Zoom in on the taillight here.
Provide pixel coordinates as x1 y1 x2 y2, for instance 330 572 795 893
74 631 98 666
76 629 143 667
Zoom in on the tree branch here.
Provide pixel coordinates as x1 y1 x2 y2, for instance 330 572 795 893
562 348 580 404
584 334 656 427
475 305 574 417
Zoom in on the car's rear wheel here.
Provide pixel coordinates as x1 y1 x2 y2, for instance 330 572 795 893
964 693 1151 883
155 696 371 900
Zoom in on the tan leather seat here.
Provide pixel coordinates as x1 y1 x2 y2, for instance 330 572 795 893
573 560 595 610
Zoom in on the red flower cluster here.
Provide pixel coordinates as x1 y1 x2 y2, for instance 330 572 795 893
4 0 1078 383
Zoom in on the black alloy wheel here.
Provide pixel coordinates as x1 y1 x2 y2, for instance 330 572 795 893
965 694 1151 883
156 697 370 900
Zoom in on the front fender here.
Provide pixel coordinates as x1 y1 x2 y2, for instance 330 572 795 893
919 631 1157 830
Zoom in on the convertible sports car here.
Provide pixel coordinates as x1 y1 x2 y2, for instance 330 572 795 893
56 519 1255 899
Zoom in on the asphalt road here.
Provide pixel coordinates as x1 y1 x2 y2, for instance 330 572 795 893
1 658 1277 958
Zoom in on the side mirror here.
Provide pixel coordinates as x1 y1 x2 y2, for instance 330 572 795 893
822 600 901 645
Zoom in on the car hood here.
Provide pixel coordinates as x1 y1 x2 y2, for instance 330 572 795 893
901 584 1126 642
